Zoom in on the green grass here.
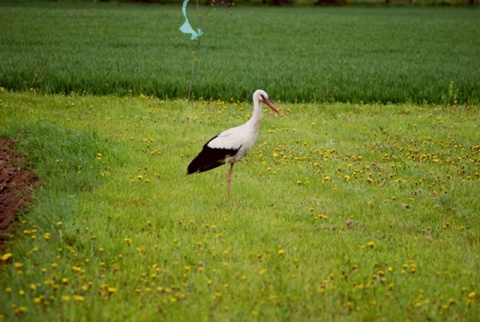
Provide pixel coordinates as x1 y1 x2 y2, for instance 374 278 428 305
1 2 479 104
1 89 479 320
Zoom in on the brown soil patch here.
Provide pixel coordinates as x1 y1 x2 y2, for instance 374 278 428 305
0 138 42 250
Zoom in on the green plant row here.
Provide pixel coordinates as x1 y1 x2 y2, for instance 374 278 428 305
38 0 480 6
1 2 479 103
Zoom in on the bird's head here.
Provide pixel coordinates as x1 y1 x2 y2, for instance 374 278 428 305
254 89 280 115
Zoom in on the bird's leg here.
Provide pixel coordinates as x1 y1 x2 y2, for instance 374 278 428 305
227 163 234 200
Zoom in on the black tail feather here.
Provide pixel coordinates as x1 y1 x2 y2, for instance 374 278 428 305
187 145 239 174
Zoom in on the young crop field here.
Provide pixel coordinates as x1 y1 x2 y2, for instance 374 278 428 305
0 90 479 321
0 2 479 104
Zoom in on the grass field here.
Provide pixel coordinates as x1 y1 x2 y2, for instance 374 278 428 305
1 89 479 320
1 2 479 104
1 1 480 320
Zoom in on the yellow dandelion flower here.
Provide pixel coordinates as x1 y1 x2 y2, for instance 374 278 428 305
367 241 374 248
467 292 476 299
74 295 85 303
1 253 12 261
277 249 285 255
410 264 417 274
14 306 27 314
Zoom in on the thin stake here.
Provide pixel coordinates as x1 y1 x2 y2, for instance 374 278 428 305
186 0 202 107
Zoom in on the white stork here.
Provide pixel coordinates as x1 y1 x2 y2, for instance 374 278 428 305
187 89 280 200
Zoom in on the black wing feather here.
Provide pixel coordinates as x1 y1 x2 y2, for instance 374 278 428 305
187 136 240 174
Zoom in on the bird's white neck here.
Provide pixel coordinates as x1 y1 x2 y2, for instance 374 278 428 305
246 100 262 131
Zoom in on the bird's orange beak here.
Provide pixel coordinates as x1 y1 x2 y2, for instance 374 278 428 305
264 99 280 115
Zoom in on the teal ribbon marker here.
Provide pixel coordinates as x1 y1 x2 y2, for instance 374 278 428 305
179 0 203 40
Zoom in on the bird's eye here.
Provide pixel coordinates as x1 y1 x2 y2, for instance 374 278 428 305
260 95 265 101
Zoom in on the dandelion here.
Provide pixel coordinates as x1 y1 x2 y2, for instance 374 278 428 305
410 264 417 274
1 253 12 261
124 238 132 246
13 306 27 315
277 249 285 255
367 241 374 248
